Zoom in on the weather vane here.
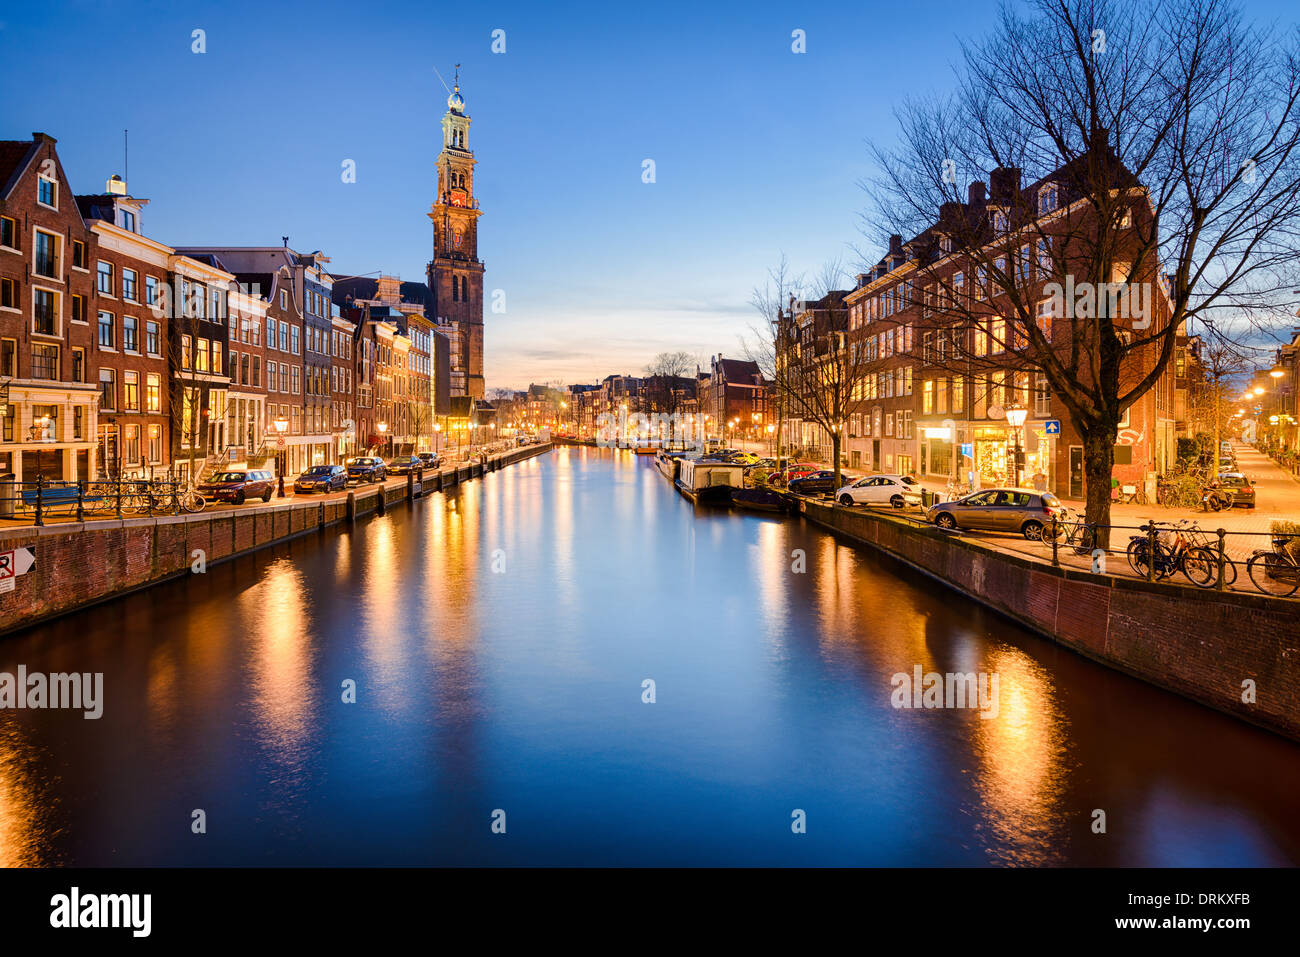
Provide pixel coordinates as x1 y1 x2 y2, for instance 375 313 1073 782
454 63 461 87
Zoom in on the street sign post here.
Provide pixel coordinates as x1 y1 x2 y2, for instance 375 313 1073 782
0 546 35 594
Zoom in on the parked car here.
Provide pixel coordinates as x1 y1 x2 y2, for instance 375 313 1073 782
293 464 347 494
416 451 442 470
385 455 425 476
345 456 387 484
1213 471 1256 508
837 474 923 508
925 487 1065 540
768 463 820 486
198 469 275 505
788 470 856 496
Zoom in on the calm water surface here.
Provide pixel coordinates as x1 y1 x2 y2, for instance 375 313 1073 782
2 446 1298 866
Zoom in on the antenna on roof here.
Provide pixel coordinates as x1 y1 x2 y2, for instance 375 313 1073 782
123 130 128 190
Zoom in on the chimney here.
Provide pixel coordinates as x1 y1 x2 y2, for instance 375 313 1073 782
989 167 1021 201
888 234 903 257
967 181 986 207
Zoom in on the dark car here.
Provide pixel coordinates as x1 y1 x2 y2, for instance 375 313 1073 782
293 464 347 494
385 455 425 476
345 456 386 484
416 451 442 470
1213 471 1256 508
198 469 275 505
788 470 853 496
925 487 1065 540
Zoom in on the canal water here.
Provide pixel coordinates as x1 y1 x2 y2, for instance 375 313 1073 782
2 446 1298 866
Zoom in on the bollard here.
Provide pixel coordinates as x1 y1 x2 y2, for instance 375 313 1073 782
1146 521 1157 582
346 490 356 524
1050 516 1059 566
376 486 386 515
416 468 424 496
115 477 123 519
1216 528 1227 591
34 476 45 527
406 470 414 501
76 480 85 523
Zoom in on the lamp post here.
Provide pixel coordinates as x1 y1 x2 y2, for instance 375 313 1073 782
377 421 388 460
273 417 289 498
433 420 442 456
1004 404 1028 487
1270 366 1286 448
766 423 776 456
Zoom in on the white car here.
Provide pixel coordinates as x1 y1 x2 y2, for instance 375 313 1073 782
836 474 923 508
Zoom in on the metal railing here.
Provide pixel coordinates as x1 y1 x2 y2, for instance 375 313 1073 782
786 490 1300 600
1 477 207 526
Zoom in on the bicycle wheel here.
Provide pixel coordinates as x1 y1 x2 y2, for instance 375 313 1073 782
1180 547 1217 587
1247 552 1300 597
182 491 206 513
1126 538 1148 576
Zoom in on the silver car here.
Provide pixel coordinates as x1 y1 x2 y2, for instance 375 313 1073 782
925 487 1065 540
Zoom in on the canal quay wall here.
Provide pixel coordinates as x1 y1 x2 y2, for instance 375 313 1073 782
0 443 553 638
799 500 1300 743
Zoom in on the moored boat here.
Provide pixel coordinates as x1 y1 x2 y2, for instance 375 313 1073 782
730 487 789 513
675 458 747 505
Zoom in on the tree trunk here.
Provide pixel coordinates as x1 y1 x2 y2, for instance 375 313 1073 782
1081 423 1117 548
831 432 842 501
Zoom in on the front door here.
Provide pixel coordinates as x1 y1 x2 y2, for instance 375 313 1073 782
872 439 880 470
1068 446 1084 498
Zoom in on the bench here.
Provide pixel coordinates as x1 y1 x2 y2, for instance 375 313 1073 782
18 485 106 512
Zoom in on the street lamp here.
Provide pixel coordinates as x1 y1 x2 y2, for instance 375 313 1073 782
273 417 289 497
377 421 388 459
433 421 442 456
1004 404 1028 487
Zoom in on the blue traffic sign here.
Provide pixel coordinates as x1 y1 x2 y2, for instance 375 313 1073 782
1044 419 1061 435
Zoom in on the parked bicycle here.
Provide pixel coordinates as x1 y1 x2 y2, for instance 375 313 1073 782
1044 506 1095 551
1246 535 1300 598
1125 521 1219 587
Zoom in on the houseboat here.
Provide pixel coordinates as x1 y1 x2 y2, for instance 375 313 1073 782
675 458 747 505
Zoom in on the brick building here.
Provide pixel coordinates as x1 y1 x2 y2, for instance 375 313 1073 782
0 133 100 483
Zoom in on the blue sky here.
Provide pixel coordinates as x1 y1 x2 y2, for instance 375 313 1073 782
2 0 1294 389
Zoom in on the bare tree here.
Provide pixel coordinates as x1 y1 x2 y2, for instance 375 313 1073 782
746 254 807 465
643 350 694 422
864 0 1300 537
749 259 880 494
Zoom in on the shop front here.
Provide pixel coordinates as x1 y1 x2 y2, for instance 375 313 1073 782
970 423 1054 490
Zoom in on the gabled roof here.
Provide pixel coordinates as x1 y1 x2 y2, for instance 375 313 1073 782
0 139 39 201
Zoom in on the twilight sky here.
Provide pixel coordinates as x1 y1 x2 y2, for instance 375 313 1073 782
2 0 1294 390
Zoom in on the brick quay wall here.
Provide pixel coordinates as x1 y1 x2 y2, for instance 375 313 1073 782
799 499 1300 742
0 444 553 637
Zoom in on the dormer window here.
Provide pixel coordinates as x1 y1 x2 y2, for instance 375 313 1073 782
121 209 135 232
1038 183 1058 215
939 236 953 255
992 210 1008 233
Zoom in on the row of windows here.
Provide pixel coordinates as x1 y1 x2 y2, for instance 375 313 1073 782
917 372 1052 417
97 369 164 414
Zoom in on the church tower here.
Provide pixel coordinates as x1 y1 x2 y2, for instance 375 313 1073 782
427 72 485 398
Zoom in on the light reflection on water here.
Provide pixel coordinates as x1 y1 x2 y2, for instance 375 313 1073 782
0 445 1297 866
